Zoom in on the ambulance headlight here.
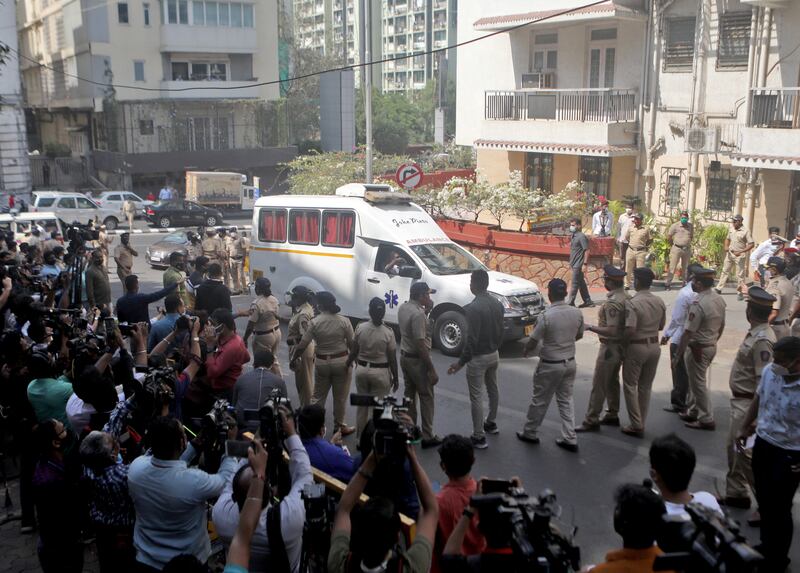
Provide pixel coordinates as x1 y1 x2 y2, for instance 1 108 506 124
488 291 513 311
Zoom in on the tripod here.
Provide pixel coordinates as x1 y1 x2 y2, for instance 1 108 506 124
298 521 331 573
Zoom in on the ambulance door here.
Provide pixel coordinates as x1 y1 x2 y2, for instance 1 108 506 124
365 242 420 325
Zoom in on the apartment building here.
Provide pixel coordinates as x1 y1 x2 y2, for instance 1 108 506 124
17 0 295 192
456 0 800 240
0 0 32 195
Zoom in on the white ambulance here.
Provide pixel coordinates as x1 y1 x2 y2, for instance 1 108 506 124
249 184 545 356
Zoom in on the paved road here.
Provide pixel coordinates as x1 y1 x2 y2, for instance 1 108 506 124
1 225 797 571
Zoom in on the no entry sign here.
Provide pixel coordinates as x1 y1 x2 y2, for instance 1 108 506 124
395 163 424 190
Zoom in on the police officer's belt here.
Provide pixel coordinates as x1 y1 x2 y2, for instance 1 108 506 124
631 247 647 252
541 357 574 364
772 319 789 325
316 350 348 360
254 325 280 335
357 360 390 368
599 338 622 345
629 337 659 344
401 350 420 359
688 342 715 349
732 390 755 400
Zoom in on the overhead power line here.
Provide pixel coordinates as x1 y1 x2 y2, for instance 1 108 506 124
11 0 609 94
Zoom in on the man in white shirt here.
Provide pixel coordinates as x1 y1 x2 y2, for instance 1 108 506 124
616 202 635 270
790 230 800 250
649 433 722 518
212 408 312 573
591 196 613 237
660 263 702 414
158 182 173 201
750 228 786 286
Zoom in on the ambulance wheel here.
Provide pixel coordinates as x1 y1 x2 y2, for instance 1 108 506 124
434 311 466 357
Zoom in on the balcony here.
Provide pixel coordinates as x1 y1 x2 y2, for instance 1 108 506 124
734 87 800 169
160 24 257 53
159 80 262 99
481 88 638 149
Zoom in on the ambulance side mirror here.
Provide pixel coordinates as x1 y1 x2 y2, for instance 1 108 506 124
398 265 422 279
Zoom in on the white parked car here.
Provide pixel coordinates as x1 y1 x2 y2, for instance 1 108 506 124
249 183 545 356
31 191 123 230
94 191 154 219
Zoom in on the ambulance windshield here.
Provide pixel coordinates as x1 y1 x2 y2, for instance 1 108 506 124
410 243 486 275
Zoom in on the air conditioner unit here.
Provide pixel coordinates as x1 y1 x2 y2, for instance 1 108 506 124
684 127 720 154
521 72 556 89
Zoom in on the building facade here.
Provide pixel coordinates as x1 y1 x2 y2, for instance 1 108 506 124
17 0 295 193
456 0 800 241
0 0 32 197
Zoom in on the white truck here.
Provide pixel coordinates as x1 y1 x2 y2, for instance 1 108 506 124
249 183 545 356
185 171 257 211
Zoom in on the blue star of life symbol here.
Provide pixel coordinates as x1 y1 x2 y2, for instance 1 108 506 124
384 290 399 308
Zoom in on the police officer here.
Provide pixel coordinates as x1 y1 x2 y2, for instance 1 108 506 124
722 286 776 509
517 278 584 452
674 267 726 431
623 213 650 289
286 285 315 407
576 265 628 432
620 267 666 437
243 277 282 377
398 282 440 448
347 297 399 437
665 210 693 290
185 231 203 266
291 291 355 436
216 227 231 289
226 227 247 295
202 228 224 266
765 256 794 340
715 214 754 300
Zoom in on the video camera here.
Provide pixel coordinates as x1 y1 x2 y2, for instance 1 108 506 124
470 488 580 573
654 502 762 573
349 394 421 460
299 482 336 573
141 366 177 404
244 388 293 449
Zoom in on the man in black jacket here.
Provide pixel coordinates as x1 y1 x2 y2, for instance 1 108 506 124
116 274 180 324
194 263 232 315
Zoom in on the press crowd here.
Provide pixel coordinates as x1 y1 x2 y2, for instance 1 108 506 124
0 211 798 573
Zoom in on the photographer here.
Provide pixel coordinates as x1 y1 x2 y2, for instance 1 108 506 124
27 348 73 426
128 415 239 570
212 406 313 573
203 308 250 398
328 444 438 573
298 403 357 483
147 293 185 351
579 484 668 573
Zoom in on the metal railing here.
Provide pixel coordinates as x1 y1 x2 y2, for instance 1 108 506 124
485 88 637 123
749 87 800 128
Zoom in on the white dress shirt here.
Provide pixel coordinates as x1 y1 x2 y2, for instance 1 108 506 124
750 239 778 268
617 213 633 242
211 434 313 573
592 209 613 237
663 283 697 346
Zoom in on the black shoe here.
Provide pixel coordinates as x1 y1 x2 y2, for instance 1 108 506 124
578 301 596 308
471 436 489 449
599 416 620 426
575 423 600 433
555 438 578 452
515 432 540 445
421 436 443 449
664 284 672 291
662 405 684 413
483 421 499 435
714 288 722 294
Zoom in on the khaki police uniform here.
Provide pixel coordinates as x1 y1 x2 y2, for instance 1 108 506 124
226 235 247 293
202 235 225 266
248 295 282 377
98 230 113 275
666 222 693 288
114 244 135 281
520 301 584 444
582 287 628 427
398 300 436 440
353 320 396 435
766 274 794 340
622 289 666 431
297 312 354 430
726 321 775 500
684 289 727 425
717 226 754 292
623 225 650 288
287 302 315 407
187 241 203 264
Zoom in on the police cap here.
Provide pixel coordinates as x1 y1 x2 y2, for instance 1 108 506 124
633 267 655 281
632 212 643 220
603 264 626 280
766 256 786 273
732 214 744 221
747 286 776 308
692 267 716 279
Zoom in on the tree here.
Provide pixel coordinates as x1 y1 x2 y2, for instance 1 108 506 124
284 149 409 195
357 88 433 154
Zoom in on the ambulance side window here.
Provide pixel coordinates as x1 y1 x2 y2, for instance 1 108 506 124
375 243 415 275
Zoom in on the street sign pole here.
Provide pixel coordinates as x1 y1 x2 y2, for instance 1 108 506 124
364 0 373 183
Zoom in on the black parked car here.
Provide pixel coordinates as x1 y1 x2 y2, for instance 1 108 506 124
146 200 224 228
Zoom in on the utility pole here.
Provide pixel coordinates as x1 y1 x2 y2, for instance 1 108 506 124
363 0 373 183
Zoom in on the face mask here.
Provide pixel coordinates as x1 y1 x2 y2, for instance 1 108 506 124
625 208 632 215
680 217 688 225
691 282 700 293
214 323 224 335
569 225 577 233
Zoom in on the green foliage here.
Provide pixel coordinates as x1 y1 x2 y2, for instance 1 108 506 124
695 224 729 267
356 88 429 154
284 149 408 195
297 140 323 155
44 143 72 158
416 142 476 171
607 200 625 223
